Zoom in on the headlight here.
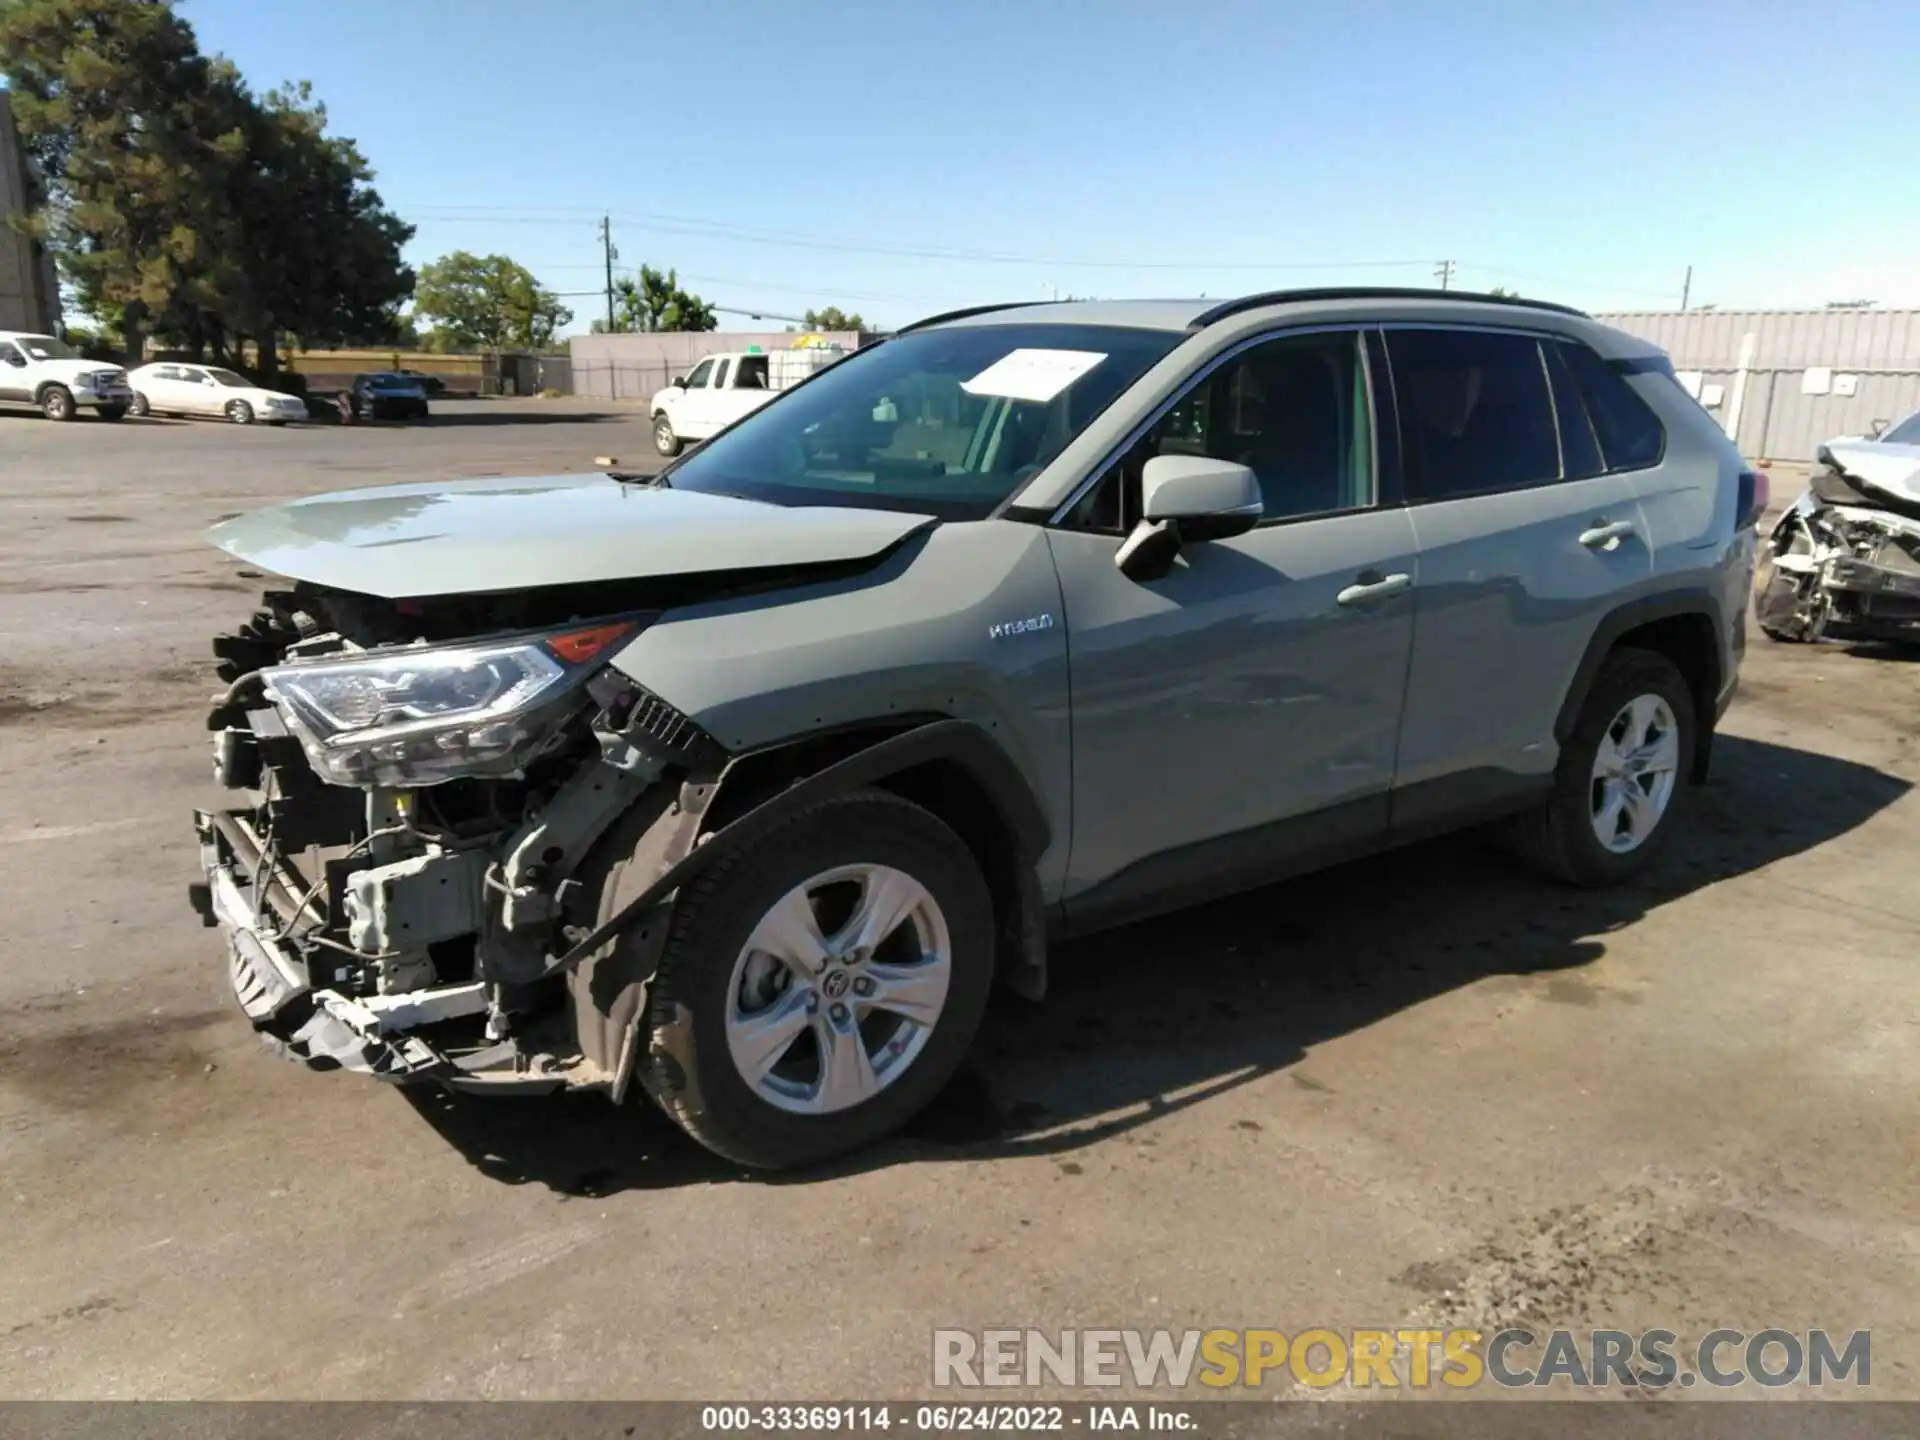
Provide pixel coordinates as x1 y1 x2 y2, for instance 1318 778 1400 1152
261 621 638 787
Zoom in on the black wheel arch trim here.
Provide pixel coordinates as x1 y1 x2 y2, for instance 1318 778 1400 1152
1554 588 1726 782
551 717 1051 988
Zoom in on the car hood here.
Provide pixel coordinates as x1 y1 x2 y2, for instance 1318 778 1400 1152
1825 440 1920 506
204 473 937 599
41 358 125 382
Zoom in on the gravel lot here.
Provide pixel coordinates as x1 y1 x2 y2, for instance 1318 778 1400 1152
0 402 1915 1406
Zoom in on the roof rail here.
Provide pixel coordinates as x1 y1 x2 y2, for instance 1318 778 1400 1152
895 301 1045 334
1188 287 1588 330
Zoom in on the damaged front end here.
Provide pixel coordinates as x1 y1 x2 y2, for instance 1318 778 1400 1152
188 582 724 1095
1755 444 1920 645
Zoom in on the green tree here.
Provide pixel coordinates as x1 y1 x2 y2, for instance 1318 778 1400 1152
595 265 717 333
2 0 238 359
412 251 572 350
0 0 413 369
802 305 866 332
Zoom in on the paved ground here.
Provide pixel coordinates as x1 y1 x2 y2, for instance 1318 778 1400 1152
0 406 1914 1405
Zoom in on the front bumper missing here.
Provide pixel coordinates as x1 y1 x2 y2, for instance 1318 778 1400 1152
192 808 569 1092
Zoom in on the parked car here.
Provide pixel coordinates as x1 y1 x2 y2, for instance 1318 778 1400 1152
1754 433 1920 645
127 363 307 425
649 346 843 455
343 371 430 420
0 330 134 421
189 290 1758 1170
395 368 450 398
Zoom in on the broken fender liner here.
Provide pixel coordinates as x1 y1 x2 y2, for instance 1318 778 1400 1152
550 717 1051 980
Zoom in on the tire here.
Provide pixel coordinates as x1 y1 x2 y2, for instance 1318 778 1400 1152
128 393 151 418
95 404 127 422
633 788 994 1169
653 412 682 457
40 385 74 422
226 400 254 425
1509 647 1696 887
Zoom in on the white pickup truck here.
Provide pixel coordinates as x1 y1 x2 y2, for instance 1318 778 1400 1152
0 330 136 421
649 346 843 456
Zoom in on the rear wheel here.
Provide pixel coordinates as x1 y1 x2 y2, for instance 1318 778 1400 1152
634 788 994 1169
39 385 74 422
128 393 151 418
653 412 682 457
1510 647 1695 886
225 399 254 425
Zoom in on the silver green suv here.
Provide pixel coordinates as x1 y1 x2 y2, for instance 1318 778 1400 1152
190 289 1759 1168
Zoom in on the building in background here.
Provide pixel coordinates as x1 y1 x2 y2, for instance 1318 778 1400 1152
568 330 868 403
0 102 59 334
1598 309 1920 462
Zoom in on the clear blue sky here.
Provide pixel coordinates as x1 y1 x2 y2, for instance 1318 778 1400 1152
181 0 1920 333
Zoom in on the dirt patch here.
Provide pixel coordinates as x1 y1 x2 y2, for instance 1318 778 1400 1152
0 689 82 725
64 515 135 524
0 1008 230 1121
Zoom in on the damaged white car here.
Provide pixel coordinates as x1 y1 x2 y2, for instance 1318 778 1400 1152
1755 439 1920 645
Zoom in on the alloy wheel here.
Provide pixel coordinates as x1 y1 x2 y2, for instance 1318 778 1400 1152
723 863 952 1115
1589 694 1680 853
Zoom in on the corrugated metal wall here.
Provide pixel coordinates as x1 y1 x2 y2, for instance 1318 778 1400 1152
1595 309 1920 461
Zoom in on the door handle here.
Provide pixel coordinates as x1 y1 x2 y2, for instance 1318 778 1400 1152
1336 571 1413 607
1579 519 1636 550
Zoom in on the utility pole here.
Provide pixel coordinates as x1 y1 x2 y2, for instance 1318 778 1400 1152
1434 259 1455 291
1680 265 1692 312
600 214 616 331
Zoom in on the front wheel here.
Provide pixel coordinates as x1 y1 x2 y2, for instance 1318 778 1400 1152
1509 647 1696 886
94 404 127 422
226 400 254 425
632 788 994 1169
653 412 682 456
40 385 75 422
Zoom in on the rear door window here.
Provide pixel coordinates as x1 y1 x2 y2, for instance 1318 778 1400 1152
1387 329 1561 501
1557 341 1666 471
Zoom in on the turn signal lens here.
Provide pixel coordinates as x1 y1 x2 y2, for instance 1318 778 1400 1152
544 622 636 665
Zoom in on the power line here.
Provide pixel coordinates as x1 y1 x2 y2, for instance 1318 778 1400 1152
1435 259 1455 291
409 206 1432 273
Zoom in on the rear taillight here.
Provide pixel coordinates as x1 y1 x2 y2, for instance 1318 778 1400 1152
1736 468 1769 530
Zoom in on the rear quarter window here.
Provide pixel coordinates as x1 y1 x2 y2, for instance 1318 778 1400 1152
1558 342 1666 471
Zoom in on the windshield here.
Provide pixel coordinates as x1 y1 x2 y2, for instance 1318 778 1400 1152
205 367 249 387
367 373 417 390
1882 411 1920 446
17 335 76 360
663 324 1183 518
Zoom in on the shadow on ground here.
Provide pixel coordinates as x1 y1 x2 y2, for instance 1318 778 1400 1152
413 409 625 428
406 733 1909 1195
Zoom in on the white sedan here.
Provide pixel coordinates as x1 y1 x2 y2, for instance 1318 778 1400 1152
127 363 308 426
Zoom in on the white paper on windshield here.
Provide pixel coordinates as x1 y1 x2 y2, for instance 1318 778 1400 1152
961 348 1106 403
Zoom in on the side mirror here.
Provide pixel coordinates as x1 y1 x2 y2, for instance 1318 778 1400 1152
672 375 687 389
1116 456 1263 581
